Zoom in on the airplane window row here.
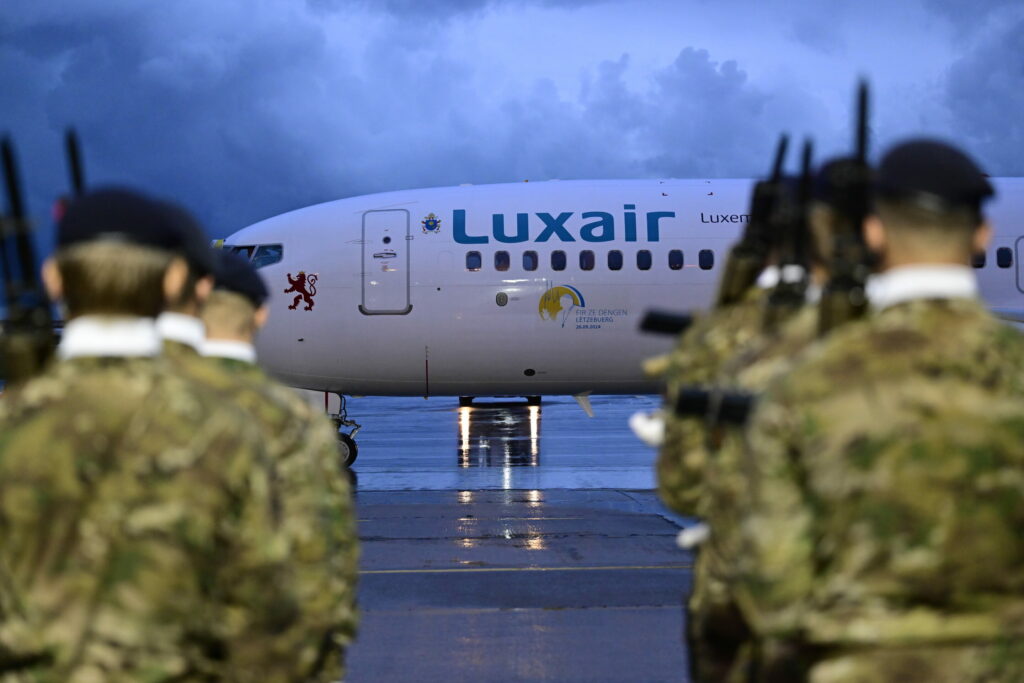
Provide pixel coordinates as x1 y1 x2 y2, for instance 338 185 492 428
466 249 716 273
974 247 1014 269
225 243 284 269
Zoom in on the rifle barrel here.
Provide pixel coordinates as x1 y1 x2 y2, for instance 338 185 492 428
771 134 789 181
1 137 25 219
65 128 85 196
856 80 869 163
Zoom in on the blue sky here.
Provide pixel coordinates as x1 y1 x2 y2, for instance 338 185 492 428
1 0 1021 248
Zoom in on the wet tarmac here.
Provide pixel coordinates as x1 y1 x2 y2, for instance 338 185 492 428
344 395 697 682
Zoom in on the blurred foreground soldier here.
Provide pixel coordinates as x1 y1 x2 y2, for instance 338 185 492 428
201 249 360 669
155 203 216 357
0 189 355 681
682 158 857 682
202 249 272 366
735 140 1024 681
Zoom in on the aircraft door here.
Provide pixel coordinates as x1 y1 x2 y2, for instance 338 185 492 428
361 209 412 314
1016 236 1024 294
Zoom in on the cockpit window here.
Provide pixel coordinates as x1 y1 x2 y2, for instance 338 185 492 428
230 245 256 259
251 244 284 269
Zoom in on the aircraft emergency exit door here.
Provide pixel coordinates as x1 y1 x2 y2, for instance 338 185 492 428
361 209 412 314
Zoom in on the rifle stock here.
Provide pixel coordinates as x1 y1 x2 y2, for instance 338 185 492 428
639 310 694 335
674 387 756 426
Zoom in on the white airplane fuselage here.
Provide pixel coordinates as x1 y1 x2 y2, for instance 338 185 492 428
224 178 1024 397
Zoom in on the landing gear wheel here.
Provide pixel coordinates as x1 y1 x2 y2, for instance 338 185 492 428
329 394 362 469
337 432 359 468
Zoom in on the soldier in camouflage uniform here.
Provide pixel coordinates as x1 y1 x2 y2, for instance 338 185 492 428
0 188 357 681
654 276 775 516
734 140 1024 681
201 249 351 477
679 161 856 682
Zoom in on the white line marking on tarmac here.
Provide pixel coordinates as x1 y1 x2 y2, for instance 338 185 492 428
361 564 692 575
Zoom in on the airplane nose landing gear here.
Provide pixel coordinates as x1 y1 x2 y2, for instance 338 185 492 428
330 394 361 468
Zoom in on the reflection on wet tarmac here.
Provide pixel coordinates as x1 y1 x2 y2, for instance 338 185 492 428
458 404 541 468
354 395 659 492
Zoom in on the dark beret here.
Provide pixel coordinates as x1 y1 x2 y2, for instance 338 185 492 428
213 249 269 306
159 201 215 275
57 187 185 252
57 187 216 274
876 139 994 211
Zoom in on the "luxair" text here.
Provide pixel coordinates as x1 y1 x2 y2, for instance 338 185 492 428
453 205 674 244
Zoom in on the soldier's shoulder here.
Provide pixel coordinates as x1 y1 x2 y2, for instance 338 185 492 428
0 357 164 420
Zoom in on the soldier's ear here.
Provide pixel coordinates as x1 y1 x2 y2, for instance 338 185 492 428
42 257 63 300
164 257 189 304
864 215 887 254
194 274 214 306
253 304 269 330
972 221 993 255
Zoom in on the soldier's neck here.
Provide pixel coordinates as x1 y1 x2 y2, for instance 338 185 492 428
156 312 206 352
201 338 257 364
58 315 162 360
868 263 978 310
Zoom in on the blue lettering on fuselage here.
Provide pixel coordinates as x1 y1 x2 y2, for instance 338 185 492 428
452 207 673 244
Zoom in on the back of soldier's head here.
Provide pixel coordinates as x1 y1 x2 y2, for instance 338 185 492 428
161 203 216 313
202 250 269 340
874 139 994 251
808 156 859 266
54 188 189 318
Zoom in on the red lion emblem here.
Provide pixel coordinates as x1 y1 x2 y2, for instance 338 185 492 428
284 271 318 311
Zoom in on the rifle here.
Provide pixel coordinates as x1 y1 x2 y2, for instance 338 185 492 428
0 136 56 384
674 386 756 426
714 134 790 308
639 136 790 338
638 310 694 336
762 139 814 333
65 128 86 197
817 81 874 336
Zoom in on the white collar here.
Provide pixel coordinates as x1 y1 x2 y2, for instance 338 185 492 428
201 339 257 364
756 265 780 290
867 264 978 311
58 316 161 359
156 312 206 351
805 282 822 304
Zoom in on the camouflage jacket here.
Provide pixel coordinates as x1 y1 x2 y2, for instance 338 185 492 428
656 287 772 515
0 354 355 682
671 302 821 682
735 297 1024 677
165 341 359 649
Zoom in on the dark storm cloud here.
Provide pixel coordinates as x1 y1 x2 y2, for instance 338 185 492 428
310 0 611 19
943 14 1024 175
0 1 823 250
0 0 1020 265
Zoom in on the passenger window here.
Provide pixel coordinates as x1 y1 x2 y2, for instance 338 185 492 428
466 251 482 271
699 249 715 270
251 244 283 269
997 247 1013 269
580 250 595 271
972 251 986 269
668 249 684 270
637 250 652 271
608 250 623 271
523 250 538 271
495 251 510 272
551 250 566 271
